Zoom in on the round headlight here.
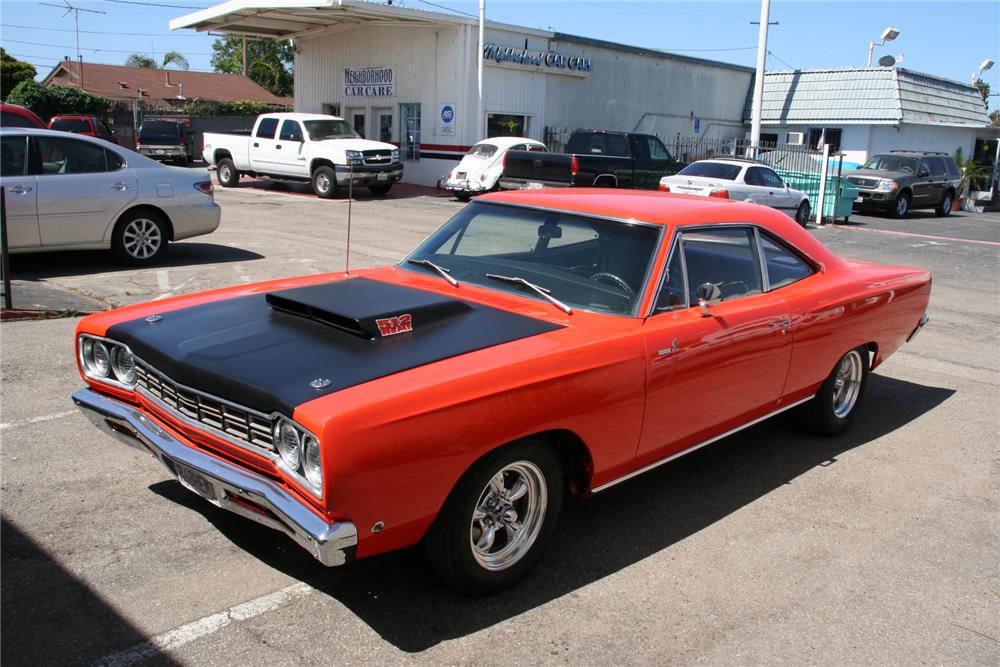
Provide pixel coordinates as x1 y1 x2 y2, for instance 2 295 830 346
274 421 301 470
111 347 137 385
302 435 322 488
90 341 111 377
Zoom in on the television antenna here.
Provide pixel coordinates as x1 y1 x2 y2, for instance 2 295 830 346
40 1 106 62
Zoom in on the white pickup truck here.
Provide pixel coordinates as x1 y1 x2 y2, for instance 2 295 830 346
202 113 403 198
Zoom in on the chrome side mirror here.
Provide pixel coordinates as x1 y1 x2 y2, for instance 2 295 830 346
696 282 722 317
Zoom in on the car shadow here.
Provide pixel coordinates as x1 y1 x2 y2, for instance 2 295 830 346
8 243 265 280
840 210 967 226
1 518 182 667
229 176 451 202
147 373 954 653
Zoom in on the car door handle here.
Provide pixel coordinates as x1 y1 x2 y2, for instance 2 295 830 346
253 142 259 148
110 182 130 191
769 319 792 328
275 145 282 150
7 185 32 194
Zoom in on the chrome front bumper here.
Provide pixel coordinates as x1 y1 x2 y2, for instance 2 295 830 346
72 388 357 566
907 312 929 342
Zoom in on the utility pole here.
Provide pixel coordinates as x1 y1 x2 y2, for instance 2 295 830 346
478 0 485 138
242 35 248 76
748 0 771 150
41 0 105 90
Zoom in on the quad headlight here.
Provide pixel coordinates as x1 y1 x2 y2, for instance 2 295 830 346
272 417 323 496
345 150 363 166
79 335 137 388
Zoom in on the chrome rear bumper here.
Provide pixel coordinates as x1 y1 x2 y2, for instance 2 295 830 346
72 388 357 566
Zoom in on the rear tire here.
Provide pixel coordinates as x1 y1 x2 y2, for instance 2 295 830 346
795 200 811 227
796 346 870 436
112 210 168 265
424 439 563 595
935 191 953 217
889 192 910 218
216 158 240 187
312 166 338 198
455 191 472 202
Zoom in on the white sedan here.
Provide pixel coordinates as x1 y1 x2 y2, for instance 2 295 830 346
659 159 811 227
443 137 546 202
1 128 220 264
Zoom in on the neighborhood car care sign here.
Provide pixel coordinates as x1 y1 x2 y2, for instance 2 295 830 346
344 67 394 97
482 43 593 72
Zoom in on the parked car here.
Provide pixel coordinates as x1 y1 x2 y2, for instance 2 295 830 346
202 113 403 198
500 129 685 190
1 103 45 129
71 188 931 594
48 115 116 143
442 137 547 201
136 119 195 165
659 159 812 226
1 128 220 264
846 151 960 218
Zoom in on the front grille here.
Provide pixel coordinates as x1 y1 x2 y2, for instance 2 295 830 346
363 149 392 166
848 177 879 189
136 364 275 452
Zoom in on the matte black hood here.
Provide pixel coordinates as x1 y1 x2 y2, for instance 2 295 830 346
108 278 563 415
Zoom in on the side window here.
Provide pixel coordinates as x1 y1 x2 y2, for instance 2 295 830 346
35 136 110 175
400 103 421 161
279 120 303 142
681 227 762 303
945 159 960 179
1 135 28 177
605 134 628 157
761 168 784 188
655 241 687 311
928 158 946 177
760 231 814 289
106 149 125 171
744 167 765 186
509 144 526 152
646 136 671 161
255 117 279 139
917 159 931 177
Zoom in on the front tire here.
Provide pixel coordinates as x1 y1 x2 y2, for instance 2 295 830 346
424 440 563 595
797 347 870 436
112 210 168 265
795 200 811 227
890 192 910 218
216 158 240 187
312 166 338 198
935 191 953 217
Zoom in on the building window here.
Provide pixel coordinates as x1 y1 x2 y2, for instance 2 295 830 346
323 103 341 117
487 113 528 139
759 133 778 148
809 128 842 152
400 103 421 160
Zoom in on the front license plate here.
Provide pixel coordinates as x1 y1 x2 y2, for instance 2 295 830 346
377 172 388 181
175 463 216 500
855 196 864 203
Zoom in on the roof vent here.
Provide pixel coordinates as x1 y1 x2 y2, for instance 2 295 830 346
118 81 129 89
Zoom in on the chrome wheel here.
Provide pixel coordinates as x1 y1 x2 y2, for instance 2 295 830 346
895 195 909 217
470 461 547 571
832 350 863 418
315 173 331 194
122 218 162 260
219 164 231 182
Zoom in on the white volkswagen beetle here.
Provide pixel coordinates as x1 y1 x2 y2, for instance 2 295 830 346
443 137 546 202
659 158 812 227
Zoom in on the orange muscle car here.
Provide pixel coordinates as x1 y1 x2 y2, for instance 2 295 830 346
73 190 930 593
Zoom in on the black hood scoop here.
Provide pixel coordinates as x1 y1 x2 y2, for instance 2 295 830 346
265 280 471 340
107 277 563 415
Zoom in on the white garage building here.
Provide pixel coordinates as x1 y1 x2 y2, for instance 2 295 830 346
172 0 754 186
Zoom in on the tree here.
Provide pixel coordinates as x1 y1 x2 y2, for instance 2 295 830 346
5 79 112 122
991 109 1000 127
125 53 157 69
1 49 37 101
162 51 189 70
211 36 293 97
974 79 990 110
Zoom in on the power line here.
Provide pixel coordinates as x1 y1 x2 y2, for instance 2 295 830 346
766 49 795 70
2 37 213 55
9 52 219 72
409 0 477 19
2 22 207 36
666 46 758 53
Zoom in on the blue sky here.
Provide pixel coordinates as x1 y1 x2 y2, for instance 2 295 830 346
2 0 997 101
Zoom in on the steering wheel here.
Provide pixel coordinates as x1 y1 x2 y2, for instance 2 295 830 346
589 271 634 295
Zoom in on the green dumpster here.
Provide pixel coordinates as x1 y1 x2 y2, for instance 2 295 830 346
775 169 859 223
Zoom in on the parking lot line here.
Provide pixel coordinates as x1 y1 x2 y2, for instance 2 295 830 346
92 582 313 667
0 410 78 432
828 224 1000 247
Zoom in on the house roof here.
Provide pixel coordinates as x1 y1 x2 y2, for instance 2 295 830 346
42 60 293 108
744 67 991 128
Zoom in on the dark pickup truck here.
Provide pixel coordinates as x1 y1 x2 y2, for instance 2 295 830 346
499 130 685 190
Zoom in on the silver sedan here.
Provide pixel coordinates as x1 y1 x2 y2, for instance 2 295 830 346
1 128 220 264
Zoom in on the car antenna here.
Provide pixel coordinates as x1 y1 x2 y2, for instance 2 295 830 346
345 160 353 274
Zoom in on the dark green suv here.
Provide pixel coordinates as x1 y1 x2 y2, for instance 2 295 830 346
847 151 960 218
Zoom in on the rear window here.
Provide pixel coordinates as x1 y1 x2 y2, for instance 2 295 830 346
467 143 498 158
140 121 182 140
567 133 629 157
51 118 92 133
2 111 40 128
677 162 742 181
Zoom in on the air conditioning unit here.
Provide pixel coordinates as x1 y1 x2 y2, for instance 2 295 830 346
786 132 805 145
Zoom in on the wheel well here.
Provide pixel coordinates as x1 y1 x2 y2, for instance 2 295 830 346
865 341 880 369
113 205 174 241
593 175 617 188
517 429 593 497
214 149 232 165
943 187 955 198
310 158 335 174
897 188 912 200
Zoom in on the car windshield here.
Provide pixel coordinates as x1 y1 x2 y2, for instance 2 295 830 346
467 143 498 158
862 155 919 173
303 120 360 140
51 119 91 132
403 202 661 315
677 162 742 180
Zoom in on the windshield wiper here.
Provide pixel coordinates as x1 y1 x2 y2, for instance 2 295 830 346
485 274 573 314
406 258 459 287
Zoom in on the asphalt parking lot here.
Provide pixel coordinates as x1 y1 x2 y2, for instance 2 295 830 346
2 177 998 666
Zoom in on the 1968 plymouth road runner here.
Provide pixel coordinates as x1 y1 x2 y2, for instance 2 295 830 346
72 190 930 594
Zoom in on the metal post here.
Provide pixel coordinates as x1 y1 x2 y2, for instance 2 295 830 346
242 36 248 76
867 41 875 67
816 143 831 226
345 161 353 274
478 0 485 138
1 187 12 310
749 0 771 148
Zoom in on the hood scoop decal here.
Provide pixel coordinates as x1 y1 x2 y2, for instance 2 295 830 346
265 278 471 340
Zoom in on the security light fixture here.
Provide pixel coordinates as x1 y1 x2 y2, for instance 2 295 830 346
979 59 994 73
880 26 900 42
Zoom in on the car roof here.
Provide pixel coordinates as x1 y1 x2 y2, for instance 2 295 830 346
475 137 544 148
261 112 346 122
50 115 95 120
688 158 759 167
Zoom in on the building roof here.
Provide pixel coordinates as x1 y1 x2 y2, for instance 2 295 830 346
42 60 293 108
744 67 991 127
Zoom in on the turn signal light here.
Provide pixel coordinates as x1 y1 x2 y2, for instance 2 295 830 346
658 183 670 192
708 189 730 199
